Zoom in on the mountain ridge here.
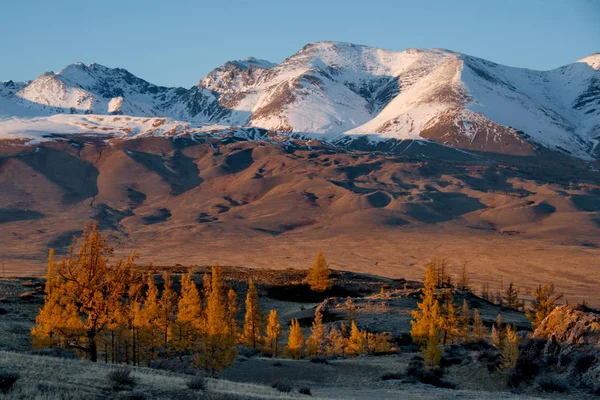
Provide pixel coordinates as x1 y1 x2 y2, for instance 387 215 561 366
1 41 598 160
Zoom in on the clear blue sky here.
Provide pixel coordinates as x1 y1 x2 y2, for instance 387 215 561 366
1 0 598 87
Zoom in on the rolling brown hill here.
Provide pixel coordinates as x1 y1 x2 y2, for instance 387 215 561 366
1 135 600 306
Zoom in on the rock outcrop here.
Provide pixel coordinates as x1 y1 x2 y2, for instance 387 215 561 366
533 305 600 345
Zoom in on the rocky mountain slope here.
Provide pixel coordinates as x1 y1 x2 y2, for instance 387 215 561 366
1 42 599 159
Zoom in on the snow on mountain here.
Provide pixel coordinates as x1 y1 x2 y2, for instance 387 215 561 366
1 63 226 123
1 42 599 159
0 114 268 144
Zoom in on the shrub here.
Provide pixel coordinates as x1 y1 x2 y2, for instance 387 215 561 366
405 361 453 388
238 346 261 358
574 355 597 374
309 356 328 364
440 356 462 367
538 377 568 393
462 339 495 352
272 382 292 393
186 377 206 391
115 391 147 400
107 368 136 390
381 372 403 381
0 371 19 393
478 349 500 363
507 357 540 389
475 348 501 372
558 352 573 367
394 333 413 346
298 387 312 395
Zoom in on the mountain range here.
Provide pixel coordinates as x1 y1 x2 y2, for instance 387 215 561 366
1 42 599 159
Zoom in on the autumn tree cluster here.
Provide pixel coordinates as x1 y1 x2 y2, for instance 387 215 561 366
32 224 394 374
284 309 395 360
410 259 521 370
32 224 242 374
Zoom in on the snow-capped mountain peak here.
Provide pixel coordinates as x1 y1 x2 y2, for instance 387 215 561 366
577 53 600 70
1 43 599 160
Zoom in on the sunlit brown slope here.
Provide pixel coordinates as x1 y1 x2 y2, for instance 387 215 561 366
1 136 600 306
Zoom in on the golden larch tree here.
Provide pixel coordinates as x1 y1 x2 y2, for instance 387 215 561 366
491 324 501 347
285 319 304 359
439 290 459 344
32 222 135 362
410 264 442 344
307 252 332 292
139 272 161 360
346 321 367 356
265 309 282 357
502 324 520 369
175 271 202 352
423 326 442 370
242 279 261 349
526 283 563 329
326 326 346 357
472 308 486 341
226 288 239 340
194 266 237 376
306 309 327 356
158 272 179 348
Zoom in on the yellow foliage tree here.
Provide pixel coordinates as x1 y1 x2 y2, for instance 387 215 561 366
439 290 459 344
326 326 346 357
306 309 327 356
285 319 304 359
491 324 501 347
423 327 442 370
242 279 261 349
175 272 202 352
158 272 179 348
194 266 237 376
367 331 395 354
32 222 135 362
502 324 520 369
410 264 442 344
346 321 367 356
526 284 563 329
307 252 332 292
265 309 281 357
226 288 239 340
472 308 486 341
138 272 161 360
123 270 144 365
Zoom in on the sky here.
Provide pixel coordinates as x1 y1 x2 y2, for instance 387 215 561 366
1 0 598 87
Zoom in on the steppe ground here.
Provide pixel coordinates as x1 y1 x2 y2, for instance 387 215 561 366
0 273 586 400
